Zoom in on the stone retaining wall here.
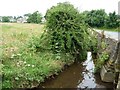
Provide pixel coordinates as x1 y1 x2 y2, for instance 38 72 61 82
96 31 120 90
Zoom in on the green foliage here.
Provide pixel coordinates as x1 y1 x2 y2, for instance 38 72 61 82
27 11 42 24
93 39 108 73
2 35 74 88
2 23 75 88
91 40 98 54
26 33 51 52
82 10 119 29
2 16 10 22
83 28 99 62
94 51 109 73
3 3 109 88
44 2 89 60
105 11 120 28
101 41 107 50
85 9 107 27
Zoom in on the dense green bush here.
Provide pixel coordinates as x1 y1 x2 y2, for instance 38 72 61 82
44 2 89 60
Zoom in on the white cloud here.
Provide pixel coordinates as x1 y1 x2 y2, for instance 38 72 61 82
0 0 119 16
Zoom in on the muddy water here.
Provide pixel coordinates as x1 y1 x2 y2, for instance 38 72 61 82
39 52 113 89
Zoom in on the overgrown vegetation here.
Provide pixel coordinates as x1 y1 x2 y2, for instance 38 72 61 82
87 28 98 54
82 10 120 30
1 23 75 88
94 51 109 73
44 2 90 60
1 2 92 88
2 2 110 88
93 38 109 73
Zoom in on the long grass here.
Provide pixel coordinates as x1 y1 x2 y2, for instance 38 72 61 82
1 23 44 62
1 23 74 88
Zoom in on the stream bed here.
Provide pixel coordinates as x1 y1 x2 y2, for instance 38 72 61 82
39 52 113 89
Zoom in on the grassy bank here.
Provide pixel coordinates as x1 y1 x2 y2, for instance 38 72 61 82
1 23 74 88
94 27 120 32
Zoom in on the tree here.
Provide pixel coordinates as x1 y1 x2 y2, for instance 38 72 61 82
2 16 10 22
17 16 23 19
27 11 42 24
24 13 31 17
105 11 119 28
85 9 107 27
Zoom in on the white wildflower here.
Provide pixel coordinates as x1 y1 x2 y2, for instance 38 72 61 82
32 65 35 68
24 61 26 64
27 64 30 66
17 54 22 56
10 54 16 58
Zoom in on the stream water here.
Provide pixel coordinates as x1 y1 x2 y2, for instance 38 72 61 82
39 52 113 89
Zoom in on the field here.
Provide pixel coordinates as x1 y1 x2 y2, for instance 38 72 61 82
1 23 74 88
1 23 44 58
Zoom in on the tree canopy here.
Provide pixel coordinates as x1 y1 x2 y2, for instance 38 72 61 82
85 9 107 27
2 16 10 22
82 10 119 29
27 11 42 24
105 11 119 28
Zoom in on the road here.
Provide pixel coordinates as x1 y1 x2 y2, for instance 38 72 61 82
95 29 120 41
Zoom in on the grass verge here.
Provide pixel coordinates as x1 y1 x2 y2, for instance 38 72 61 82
94 27 120 32
1 23 74 88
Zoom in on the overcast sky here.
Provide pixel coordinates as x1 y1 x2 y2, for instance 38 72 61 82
0 0 119 16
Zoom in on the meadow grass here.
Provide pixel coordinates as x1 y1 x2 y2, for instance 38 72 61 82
1 23 74 88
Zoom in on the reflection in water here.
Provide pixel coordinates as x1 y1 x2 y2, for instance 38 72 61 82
78 52 96 88
39 52 113 89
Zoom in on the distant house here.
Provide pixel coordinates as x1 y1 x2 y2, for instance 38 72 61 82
9 18 16 22
17 16 28 23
